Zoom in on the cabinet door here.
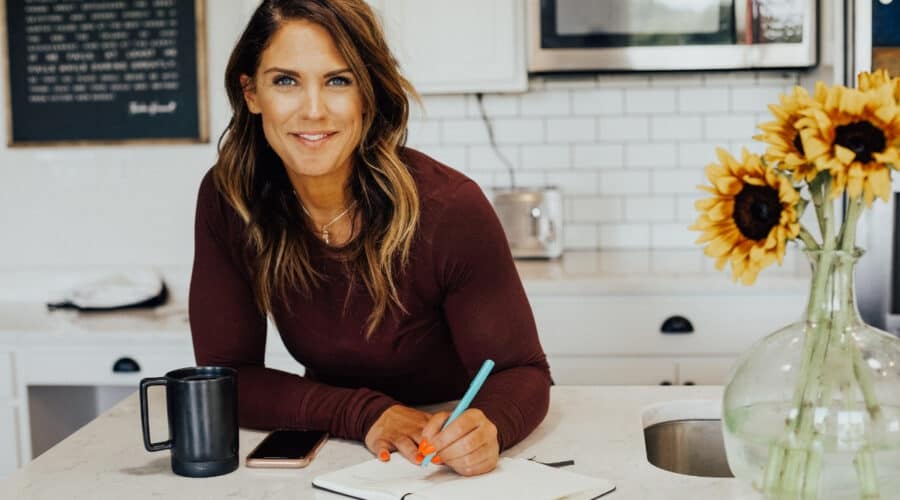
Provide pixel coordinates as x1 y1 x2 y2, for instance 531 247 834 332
0 352 13 399
549 356 677 385
677 357 738 386
0 406 19 480
370 0 526 93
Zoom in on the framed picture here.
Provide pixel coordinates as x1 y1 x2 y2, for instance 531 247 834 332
2 0 208 146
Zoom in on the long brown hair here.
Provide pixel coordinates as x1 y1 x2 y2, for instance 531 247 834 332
215 0 420 337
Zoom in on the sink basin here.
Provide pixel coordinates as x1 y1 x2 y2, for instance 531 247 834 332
644 419 733 478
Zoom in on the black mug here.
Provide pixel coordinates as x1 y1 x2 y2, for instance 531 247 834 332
139 366 239 477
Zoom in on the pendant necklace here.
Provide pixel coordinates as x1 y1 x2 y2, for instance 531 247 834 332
299 201 356 245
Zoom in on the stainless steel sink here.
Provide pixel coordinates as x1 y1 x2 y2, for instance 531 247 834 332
644 419 734 478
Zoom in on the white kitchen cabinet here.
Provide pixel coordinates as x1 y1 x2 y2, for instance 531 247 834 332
531 292 804 385
0 405 19 480
367 0 527 94
22 347 195 386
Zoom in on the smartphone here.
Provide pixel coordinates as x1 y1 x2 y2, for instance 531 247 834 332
245 429 329 468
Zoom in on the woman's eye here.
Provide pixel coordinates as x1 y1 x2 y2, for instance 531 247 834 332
327 76 352 87
273 75 296 86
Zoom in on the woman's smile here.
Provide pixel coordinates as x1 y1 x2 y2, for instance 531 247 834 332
290 130 339 149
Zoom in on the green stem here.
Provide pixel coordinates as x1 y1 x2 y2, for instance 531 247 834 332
798 226 820 251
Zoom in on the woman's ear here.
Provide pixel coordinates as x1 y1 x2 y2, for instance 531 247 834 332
240 74 261 114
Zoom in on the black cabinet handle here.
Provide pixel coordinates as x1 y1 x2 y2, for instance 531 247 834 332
659 380 673 386
113 357 141 373
683 381 696 386
660 315 694 334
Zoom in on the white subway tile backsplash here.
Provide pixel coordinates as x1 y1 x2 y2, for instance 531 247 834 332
678 142 721 168
625 143 677 168
569 197 623 222
520 90 571 116
597 117 650 142
419 146 468 170
573 144 624 169
442 119 490 144
551 171 600 194
625 89 677 114
468 145 520 172
730 87 789 112
600 223 651 249
399 71 816 252
651 223 696 248
678 88 729 112
468 94 520 118
600 170 651 195
563 223 600 249
572 89 624 116
651 116 703 140
597 74 651 88
520 144 571 169
677 194 703 223
492 119 545 144
650 74 704 87
625 196 677 222
704 115 758 140
703 71 758 86
547 118 596 143
652 170 703 194
406 121 441 146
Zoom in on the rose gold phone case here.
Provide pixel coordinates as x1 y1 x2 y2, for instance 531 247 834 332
245 433 328 469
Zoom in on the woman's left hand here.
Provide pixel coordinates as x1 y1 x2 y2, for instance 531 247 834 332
419 408 499 476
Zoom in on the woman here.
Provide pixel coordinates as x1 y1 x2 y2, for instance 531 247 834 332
189 0 551 477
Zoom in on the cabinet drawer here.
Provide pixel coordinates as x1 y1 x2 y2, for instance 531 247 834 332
548 356 677 385
0 352 13 399
23 348 195 386
532 294 803 356
677 357 738 386
0 405 19 479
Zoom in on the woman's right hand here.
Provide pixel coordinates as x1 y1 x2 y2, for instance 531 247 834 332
364 404 432 464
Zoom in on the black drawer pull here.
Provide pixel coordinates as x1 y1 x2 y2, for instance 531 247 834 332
683 381 696 386
660 315 694 334
659 380 673 386
113 357 141 373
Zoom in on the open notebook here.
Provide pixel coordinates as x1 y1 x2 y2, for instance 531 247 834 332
312 456 616 500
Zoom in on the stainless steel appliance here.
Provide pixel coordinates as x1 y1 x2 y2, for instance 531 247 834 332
527 0 818 72
493 188 563 259
848 0 900 334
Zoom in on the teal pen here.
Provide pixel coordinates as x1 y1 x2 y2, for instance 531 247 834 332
421 359 495 467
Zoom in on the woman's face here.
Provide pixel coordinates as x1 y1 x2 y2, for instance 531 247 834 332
242 20 363 183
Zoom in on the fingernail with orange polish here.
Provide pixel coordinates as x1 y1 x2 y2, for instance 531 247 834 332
379 450 390 462
415 453 424 464
421 443 436 455
417 439 431 454
433 455 443 465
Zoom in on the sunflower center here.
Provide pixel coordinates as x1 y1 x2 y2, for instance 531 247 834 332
834 121 886 163
734 184 783 241
792 132 805 155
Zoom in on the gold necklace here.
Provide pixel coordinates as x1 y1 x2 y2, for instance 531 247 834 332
299 200 356 245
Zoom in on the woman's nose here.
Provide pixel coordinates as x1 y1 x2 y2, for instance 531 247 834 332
301 88 326 120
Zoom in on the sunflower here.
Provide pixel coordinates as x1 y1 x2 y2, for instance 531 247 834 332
755 86 821 182
691 148 800 285
794 80 900 205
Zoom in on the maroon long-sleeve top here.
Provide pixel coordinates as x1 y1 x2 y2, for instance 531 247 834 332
189 147 552 450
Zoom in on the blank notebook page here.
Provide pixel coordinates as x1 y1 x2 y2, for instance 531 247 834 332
312 456 615 500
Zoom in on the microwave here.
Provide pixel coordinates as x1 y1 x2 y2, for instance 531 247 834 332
527 0 818 72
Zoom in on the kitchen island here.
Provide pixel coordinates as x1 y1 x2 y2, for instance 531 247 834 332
0 385 760 499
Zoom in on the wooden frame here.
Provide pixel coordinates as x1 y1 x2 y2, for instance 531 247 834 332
1 0 208 147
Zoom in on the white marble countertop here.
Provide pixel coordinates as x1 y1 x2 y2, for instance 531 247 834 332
0 385 760 500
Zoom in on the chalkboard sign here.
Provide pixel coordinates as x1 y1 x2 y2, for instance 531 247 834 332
2 0 208 146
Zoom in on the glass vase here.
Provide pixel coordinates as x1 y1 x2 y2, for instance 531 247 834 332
722 249 900 499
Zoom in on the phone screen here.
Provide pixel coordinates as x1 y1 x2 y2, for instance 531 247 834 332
248 430 328 459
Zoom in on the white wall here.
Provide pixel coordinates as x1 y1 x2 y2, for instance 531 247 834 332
0 2 835 271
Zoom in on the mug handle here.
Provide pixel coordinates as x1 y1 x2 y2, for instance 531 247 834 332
140 377 173 452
